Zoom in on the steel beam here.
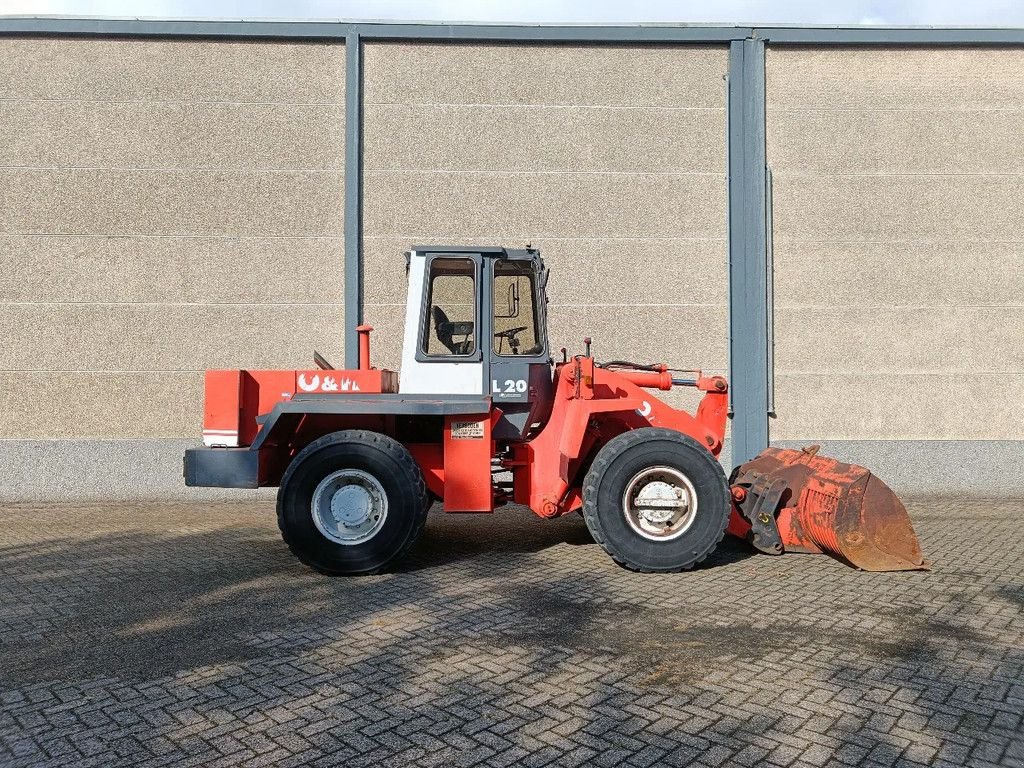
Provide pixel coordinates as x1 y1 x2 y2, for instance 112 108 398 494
758 25 1024 45
727 38 769 465
0 17 749 42
357 23 750 42
343 31 362 369
2 18 1023 46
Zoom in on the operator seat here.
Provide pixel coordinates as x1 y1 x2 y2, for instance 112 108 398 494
432 305 473 355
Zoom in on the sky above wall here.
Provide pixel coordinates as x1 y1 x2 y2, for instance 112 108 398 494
3 0 1024 25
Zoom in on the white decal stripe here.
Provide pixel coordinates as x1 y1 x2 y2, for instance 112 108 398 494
202 435 239 447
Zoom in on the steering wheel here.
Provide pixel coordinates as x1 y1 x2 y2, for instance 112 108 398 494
494 326 528 353
495 326 527 338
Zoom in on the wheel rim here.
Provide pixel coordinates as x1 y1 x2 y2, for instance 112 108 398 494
622 465 698 541
311 469 388 546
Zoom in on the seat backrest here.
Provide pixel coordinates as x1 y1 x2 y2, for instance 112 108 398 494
431 305 459 354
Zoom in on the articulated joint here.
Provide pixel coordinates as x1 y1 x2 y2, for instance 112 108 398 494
696 375 728 393
539 495 562 519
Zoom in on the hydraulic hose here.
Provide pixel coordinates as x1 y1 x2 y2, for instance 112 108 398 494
597 359 661 371
598 360 701 387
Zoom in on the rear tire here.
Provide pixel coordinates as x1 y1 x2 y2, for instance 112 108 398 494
277 430 429 575
582 428 729 572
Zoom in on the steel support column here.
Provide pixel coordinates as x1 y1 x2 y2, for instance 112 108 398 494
727 38 769 464
343 31 363 369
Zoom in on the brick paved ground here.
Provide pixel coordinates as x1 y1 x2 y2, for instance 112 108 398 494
0 498 1021 768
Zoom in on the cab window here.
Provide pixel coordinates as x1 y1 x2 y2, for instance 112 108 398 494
493 259 542 356
423 257 476 356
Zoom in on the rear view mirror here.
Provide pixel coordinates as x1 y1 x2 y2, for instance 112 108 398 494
496 277 521 319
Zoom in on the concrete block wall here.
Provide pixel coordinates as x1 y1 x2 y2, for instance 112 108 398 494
766 46 1024 494
0 28 1021 499
0 37 346 498
360 42 730 417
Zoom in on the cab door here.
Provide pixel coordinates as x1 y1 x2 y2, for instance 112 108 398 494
486 255 554 439
399 251 484 395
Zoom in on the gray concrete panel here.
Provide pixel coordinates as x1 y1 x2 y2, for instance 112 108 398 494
773 240 1024 308
0 101 344 170
364 103 725 173
772 174 1024 242
771 373 1024 441
767 47 1024 443
363 171 725 240
0 372 204 439
774 306 1024 374
766 46 1024 110
0 37 345 103
768 109 1024 175
0 304 344 372
363 42 728 108
0 169 344 237
0 236 344 304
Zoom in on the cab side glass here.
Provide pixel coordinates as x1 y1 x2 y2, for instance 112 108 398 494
493 259 541 355
423 257 476 356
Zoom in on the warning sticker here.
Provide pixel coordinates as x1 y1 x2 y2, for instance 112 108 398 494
451 420 486 440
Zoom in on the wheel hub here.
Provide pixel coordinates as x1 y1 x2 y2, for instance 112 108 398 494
311 469 388 546
622 466 698 541
331 485 372 526
634 480 684 524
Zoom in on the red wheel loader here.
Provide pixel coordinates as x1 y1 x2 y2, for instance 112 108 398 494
184 246 925 575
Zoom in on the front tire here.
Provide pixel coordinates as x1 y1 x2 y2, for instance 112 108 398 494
582 428 729 572
277 430 429 575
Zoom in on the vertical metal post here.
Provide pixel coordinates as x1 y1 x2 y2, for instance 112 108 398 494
765 165 776 419
727 38 769 464
343 31 363 369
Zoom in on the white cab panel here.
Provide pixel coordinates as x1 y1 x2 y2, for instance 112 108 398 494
398 252 484 395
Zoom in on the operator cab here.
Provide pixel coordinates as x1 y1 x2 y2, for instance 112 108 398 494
399 246 554 438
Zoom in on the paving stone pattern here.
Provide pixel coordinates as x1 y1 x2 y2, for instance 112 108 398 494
0 499 1022 767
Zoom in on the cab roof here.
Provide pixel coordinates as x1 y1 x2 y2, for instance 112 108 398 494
410 245 540 260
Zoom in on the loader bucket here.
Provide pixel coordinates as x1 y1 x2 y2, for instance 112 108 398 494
727 446 926 571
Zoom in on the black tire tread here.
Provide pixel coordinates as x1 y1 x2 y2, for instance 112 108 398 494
277 429 429 575
581 428 729 573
